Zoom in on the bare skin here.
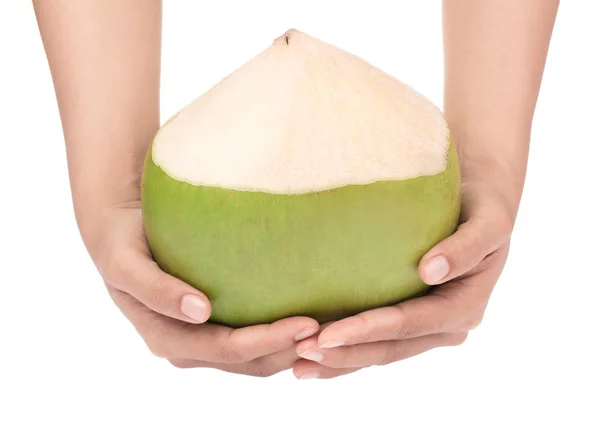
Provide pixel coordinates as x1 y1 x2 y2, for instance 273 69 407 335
33 0 559 378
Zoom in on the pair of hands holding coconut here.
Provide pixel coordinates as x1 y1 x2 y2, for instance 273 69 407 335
96 174 513 379
34 0 558 379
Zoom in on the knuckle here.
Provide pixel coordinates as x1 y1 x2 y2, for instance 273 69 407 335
379 343 406 366
328 351 350 369
393 305 423 338
168 359 189 369
344 313 371 343
463 311 485 331
244 364 277 378
216 344 247 364
140 320 172 358
146 337 170 358
449 332 469 346
144 275 170 311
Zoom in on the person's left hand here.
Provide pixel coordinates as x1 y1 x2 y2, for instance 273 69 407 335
292 179 514 379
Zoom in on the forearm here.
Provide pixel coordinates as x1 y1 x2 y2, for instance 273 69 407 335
33 0 162 244
443 0 559 218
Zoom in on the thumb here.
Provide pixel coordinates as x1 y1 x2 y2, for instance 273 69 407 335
418 215 512 286
102 247 212 324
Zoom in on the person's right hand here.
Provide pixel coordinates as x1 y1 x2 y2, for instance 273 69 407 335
86 201 320 377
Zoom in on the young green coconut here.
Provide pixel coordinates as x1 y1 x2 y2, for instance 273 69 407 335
141 29 461 328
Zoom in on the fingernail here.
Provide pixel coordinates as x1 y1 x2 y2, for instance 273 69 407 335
299 349 324 362
294 326 318 341
424 255 450 285
319 340 344 349
181 294 208 322
299 371 320 380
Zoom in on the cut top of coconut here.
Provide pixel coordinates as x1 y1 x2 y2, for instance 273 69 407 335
152 29 450 194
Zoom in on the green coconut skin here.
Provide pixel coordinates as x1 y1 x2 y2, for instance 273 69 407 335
141 139 461 328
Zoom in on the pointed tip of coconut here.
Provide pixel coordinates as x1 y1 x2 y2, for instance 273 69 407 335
153 30 450 194
273 29 318 50
275 28 300 46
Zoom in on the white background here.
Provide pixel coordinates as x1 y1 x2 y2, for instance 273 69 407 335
1 1 599 422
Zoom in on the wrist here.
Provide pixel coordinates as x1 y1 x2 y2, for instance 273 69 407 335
459 151 526 224
72 180 142 255
445 106 532 219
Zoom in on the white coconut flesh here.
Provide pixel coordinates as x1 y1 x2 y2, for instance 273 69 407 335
152 29 450 195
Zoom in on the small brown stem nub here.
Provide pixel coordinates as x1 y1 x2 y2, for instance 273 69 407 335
285 34 290 45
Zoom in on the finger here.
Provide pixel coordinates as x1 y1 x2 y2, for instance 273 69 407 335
181 316 319 363
317 252 506 349
298 333 467 369
102 246 212 324
316 292 453 347
111 289 319 363
293 360 361 380
168 347 300 377
419 194 512 286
